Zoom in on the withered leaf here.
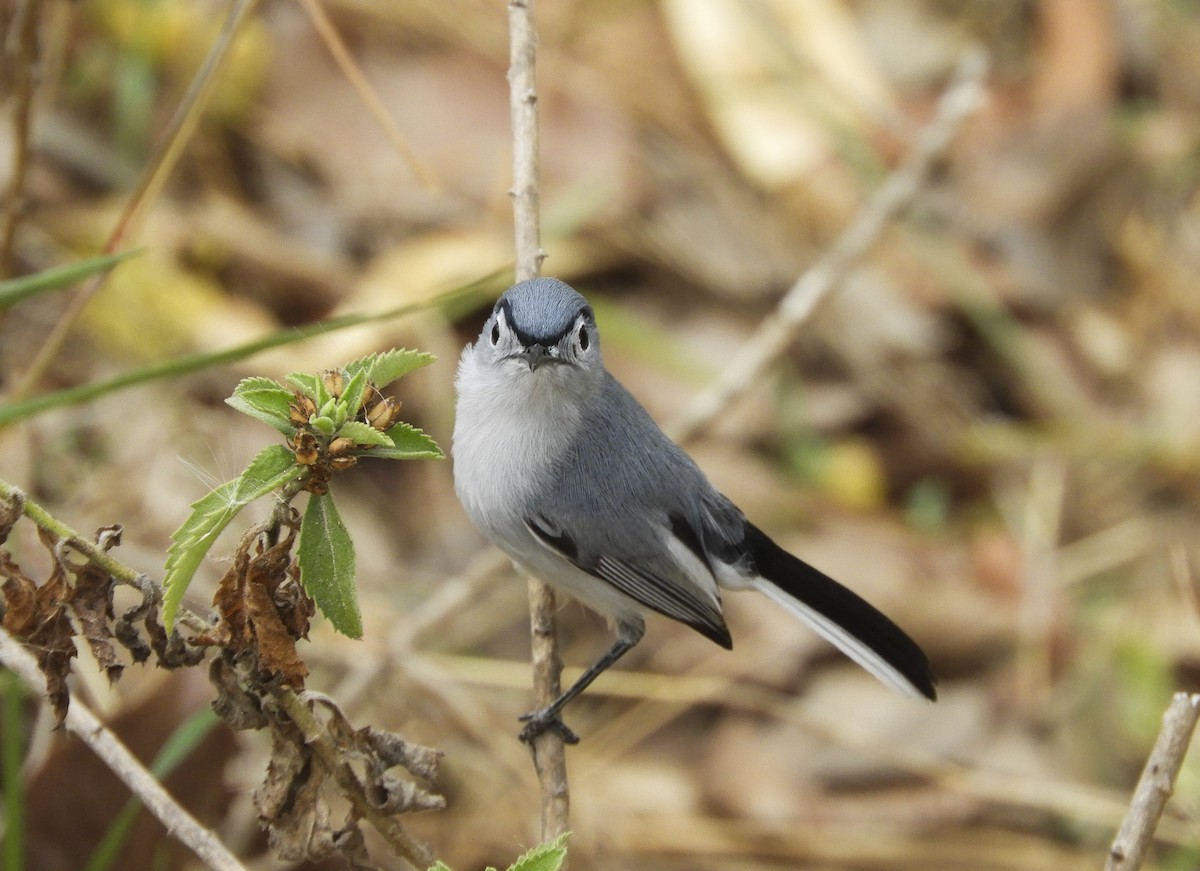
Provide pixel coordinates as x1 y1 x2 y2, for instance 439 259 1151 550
93 524 123 552
211 528 308 686
311 693 443 812
113 586 156 664
212 546 251 650
246 580 308 687
145 610 205 670
69 563 123 683
257 728 339 863
245 542 307 687
1 550 77 725
0 494 21 546
209 654 268 731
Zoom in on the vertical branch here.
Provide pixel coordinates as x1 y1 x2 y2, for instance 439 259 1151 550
1105 692 1200 871
507 0 568 842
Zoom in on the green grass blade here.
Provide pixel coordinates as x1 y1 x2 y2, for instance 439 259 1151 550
83 708 219 871
2 671 26 871
0 278 493 427
0 250 141 312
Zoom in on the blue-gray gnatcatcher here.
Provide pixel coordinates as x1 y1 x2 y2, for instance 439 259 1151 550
453 277 936 744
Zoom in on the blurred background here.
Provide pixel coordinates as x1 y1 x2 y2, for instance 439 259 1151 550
3 0 1200 868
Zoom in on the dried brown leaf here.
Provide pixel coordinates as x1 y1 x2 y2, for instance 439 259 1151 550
93 524 123 552
0 494 21 546
209 653 268 731
145 609 205 669
0 551 38 634
69 563 123 683
245 539 307 687
212 547 252 649
1 550 77 725
113 587 154 664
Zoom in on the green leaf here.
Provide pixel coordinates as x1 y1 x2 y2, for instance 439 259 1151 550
509 833 570 871
298 492 361 638
0 250 141 311
346 348 436 389
426 864 454 871
225 376 296 435
163 445 301 631
339 367 368 419
354 423 444 460
286 372 322 401
336 419 392 448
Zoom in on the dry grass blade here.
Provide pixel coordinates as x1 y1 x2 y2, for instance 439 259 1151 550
297 0 439 191
669 48 988 444
7 0 260 403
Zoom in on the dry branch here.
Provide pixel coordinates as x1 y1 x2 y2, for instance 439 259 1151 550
507 0 570 843
669 48 988 444
0 627 249 871
1105 692 1200 871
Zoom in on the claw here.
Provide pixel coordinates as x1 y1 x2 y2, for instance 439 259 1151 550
518 708 580 745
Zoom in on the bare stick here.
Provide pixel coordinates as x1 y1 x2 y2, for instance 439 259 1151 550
0 628 248 871
669 49 988 444
1105 692 1200 871
507 0 568 841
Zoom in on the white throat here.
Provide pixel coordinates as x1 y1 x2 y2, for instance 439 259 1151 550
452 343 592 524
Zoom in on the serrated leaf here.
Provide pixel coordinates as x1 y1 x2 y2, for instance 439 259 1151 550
508 833 570 871
163 445 301 631
425 863 454 871
345 348 436 390
298 492 361 638
225 376 296 435
354 423 443 460
339 367 368 419
336 419 392 448
285 372 322 400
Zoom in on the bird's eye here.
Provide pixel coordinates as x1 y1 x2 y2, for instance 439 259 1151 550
578 325 589 351
490 322 501 345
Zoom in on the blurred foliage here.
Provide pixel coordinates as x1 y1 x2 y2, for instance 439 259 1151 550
2 0 1200 868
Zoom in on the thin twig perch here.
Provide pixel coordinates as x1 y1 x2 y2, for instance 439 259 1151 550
669 48 988 444
0 628 249 871
507 0 570 842
1105 692 1200 871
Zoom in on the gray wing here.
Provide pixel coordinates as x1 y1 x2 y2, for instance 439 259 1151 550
522 374 747 648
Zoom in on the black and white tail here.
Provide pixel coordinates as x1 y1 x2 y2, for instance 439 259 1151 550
743 523 937 701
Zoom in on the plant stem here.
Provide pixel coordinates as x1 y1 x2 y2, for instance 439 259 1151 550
507 0 569 842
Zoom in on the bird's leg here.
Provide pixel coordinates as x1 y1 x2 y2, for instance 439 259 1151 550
519 618 645 745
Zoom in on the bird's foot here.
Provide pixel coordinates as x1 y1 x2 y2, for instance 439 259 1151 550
518 708 580 745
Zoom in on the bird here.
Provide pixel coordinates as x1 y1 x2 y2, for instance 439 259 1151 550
452 277 936 744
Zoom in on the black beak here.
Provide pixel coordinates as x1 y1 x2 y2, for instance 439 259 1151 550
519 344 559 370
